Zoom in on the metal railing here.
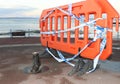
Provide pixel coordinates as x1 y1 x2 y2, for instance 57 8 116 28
0 29 40 38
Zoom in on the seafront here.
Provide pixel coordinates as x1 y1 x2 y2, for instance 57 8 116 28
0 0 120 83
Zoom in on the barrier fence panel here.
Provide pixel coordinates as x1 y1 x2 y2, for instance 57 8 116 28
40 0 119 60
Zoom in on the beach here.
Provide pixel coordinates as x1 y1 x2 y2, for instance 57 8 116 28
0 37 120 84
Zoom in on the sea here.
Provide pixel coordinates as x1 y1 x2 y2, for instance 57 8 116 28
0 17 119 39
0 17 40 38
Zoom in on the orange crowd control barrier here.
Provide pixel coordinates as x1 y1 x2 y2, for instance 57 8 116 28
40 0 119 61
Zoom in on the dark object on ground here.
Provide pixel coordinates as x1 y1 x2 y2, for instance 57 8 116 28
23 51 50 74
30 52 41 73
68 58 93 76
24 52 42 74
68 58 85 76
11 30 25 37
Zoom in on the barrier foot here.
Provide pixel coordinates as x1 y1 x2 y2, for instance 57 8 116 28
68 58 85 76
77 59 93 76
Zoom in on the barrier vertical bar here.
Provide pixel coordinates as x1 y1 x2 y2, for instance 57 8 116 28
61 16 64 42
55 16 58 42
75 14 79 43
50 17 52 41
107 17 112 55
67 16 71 44
116 17 119 32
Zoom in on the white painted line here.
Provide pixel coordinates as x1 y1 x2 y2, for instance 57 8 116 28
112 47 120 50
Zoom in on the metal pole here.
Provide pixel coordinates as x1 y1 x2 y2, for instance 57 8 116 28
28 29 30 37
10 29 12 38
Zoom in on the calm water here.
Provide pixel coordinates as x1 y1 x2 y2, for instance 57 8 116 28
0 18 40 37
0 18 39 31
0 17 119 39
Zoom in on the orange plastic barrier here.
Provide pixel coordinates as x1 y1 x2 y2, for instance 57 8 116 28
40 0 119 60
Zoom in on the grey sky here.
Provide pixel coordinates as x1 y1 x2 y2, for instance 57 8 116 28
0 0 119 17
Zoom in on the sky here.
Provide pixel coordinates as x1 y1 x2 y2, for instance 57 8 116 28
0 0 120 17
